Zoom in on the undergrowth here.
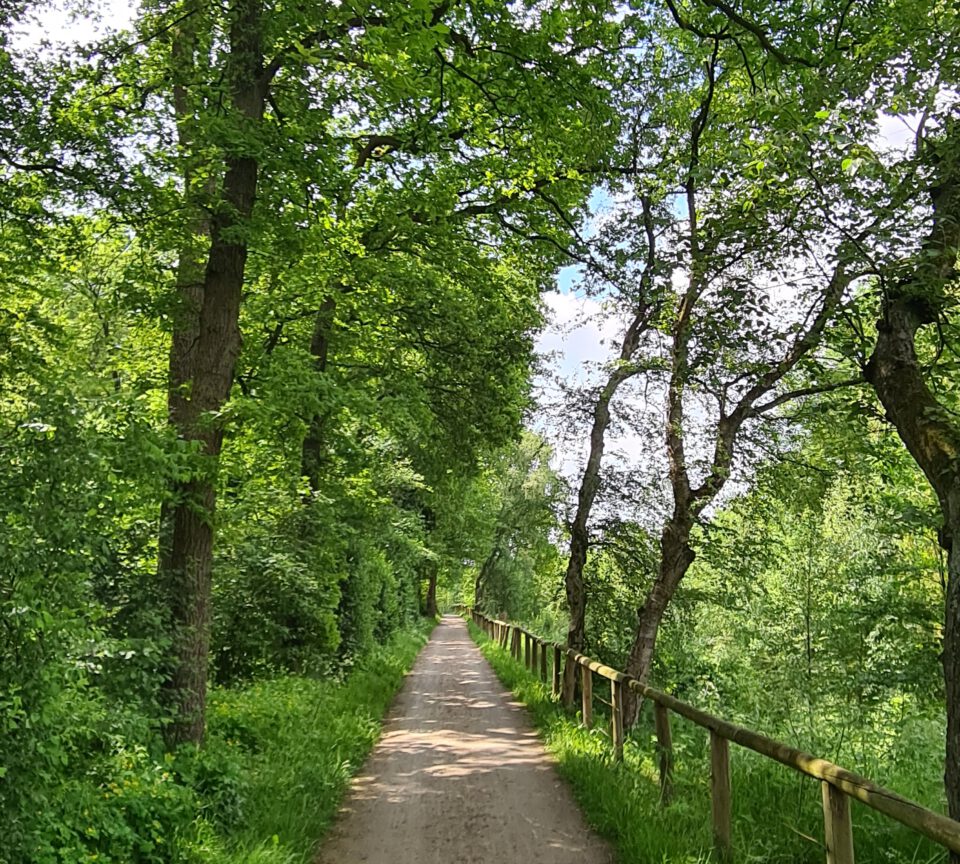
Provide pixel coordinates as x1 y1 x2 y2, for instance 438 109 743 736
467 619 947 864
186 618 434 863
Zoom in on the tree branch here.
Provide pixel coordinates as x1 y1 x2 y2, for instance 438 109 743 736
697 0 817 67
751 376 864 416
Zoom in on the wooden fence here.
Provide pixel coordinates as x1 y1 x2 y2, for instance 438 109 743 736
468 608 960 864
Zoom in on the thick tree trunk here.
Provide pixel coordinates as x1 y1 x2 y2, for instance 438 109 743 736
161 0 265 748
164 478 217 744
424 562 438 617
163 186 252 746
865 295 960 832
862 150 960 832
945 515 960 835
622 515 694 724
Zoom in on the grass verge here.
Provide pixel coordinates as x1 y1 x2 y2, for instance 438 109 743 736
187 618 435 864
466 618 946 864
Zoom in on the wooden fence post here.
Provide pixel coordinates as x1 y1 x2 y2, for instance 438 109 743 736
524 633 531 669
711 731 732 861
581 664 593 729
822 782 855 864
611 679 624 761
531 637 538 673
654 702 673 804
553 645 562 696
540 640 548 681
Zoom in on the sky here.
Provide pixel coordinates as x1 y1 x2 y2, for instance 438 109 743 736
12 0 129 48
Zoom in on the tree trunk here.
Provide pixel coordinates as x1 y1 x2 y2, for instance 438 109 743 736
622 515 694 725
161 0 265 748
865 294 960 833
474 543 502 612
944 513 960 838
559 199 655 708
301 296 337 492
861 146 960 833
424 562 438 617
562 381 623 707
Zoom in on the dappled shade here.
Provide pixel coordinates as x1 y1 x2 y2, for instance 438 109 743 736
318 616 612 864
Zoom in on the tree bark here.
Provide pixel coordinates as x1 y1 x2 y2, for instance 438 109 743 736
945 525 960 842
563 356 653 706
301 296 337 492
474 540 503 612
866 291 960 833
623 514 694 692
161 0 266 748
616 50 848 727
861 136 960 834
562 381 619 707
424 561 439 617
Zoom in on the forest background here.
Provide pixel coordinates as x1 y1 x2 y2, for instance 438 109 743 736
1 0 959 862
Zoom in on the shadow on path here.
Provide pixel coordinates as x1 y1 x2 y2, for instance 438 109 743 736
316 615 613 864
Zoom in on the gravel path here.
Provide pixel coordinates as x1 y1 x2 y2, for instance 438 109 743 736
316 614 614 864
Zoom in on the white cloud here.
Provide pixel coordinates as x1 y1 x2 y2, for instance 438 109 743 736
536 290 621 383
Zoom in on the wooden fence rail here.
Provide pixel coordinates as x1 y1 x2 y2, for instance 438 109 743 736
467 608 960 864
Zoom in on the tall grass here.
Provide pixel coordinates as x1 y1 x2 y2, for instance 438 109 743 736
467 620 947 864
186 620 434 864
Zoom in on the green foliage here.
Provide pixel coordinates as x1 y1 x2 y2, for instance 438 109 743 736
570 408 944 770
654 412 944 755
0 617 429 864
337 541 395 662
193 622 433 863
450 431 568 621
2 0 959 856
212 537 342 684
0 227 175 863
470 620 947 864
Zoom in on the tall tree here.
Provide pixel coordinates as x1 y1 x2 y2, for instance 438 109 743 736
159 0 268 747
561 196 662 706
623 0 960 820
863 127 960 827
554 1 862 720
133 0 622 743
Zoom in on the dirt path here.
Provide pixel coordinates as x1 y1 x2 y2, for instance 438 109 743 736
316 615 614 864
